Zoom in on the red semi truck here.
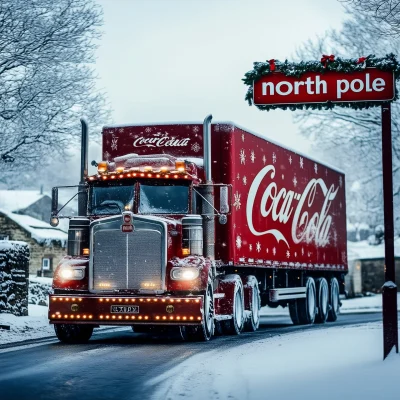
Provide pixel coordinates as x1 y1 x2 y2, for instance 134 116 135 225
49 115 347 342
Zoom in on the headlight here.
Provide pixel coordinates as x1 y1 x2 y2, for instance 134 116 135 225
171 267 199 281
59 267 85 280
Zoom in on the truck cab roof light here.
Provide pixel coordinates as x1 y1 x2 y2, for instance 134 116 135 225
97 161 108 174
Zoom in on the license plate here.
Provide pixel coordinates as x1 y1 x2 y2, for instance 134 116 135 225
110 305 139 314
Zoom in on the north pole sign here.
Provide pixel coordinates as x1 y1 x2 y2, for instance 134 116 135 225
253 69 395 106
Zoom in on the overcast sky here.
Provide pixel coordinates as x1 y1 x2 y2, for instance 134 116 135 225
90 0 346 165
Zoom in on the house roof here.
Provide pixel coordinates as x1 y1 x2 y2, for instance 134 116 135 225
0 209 67 246
347 239 400 261
0 190 49 213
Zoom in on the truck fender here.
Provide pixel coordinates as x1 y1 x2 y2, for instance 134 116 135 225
214 274 243 318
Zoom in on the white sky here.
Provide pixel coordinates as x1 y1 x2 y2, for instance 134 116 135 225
93 0 346 159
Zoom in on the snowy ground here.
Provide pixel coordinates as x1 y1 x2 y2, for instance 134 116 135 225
151 323 400 400
0 294 399 345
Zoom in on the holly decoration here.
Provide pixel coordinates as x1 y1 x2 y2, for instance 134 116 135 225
243 53 400 111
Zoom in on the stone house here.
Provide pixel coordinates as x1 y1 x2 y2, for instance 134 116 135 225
0 210 67 277
0 189 53 222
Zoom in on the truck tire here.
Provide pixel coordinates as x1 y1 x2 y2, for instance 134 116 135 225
184 279 214 341
315 277 329 324
222 276 245 335
54 324 93 343
289 277 316 325
327 277 340 322
244 275 261 332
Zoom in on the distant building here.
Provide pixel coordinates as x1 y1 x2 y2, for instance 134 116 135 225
0 189 52 222
0 210 67 277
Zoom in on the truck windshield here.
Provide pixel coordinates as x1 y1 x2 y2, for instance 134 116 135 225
89 185 135 215
139 184 189 214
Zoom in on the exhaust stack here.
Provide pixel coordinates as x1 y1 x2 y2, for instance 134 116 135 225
202 114 215 261
78 119 89 216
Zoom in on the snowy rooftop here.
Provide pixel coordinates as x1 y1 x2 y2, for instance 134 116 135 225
0 209 67 246
347 238 400 261
0 190 49 213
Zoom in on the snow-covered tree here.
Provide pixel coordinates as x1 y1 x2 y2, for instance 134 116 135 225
0 0 109 185
343 0 400 35
294 10 400 232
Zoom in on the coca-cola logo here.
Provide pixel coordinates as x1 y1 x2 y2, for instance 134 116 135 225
133 134 190 148
246 165 339 248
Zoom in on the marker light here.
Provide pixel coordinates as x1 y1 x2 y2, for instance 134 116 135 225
143 166 152 172
97 161 108 174
182 248 190 256
160 166 169 173
82 248 90 256
175 160 186 172
170 267 200 281
116 167 124 174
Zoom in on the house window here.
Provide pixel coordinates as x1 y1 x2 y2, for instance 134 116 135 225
42 258 51 271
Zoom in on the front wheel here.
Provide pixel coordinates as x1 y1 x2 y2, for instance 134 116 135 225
54 324 94 343
184 280 214 341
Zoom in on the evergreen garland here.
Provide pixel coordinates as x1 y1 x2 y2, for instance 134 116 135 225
242 53 400 111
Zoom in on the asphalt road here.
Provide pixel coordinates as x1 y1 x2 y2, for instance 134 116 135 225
0 312 390 400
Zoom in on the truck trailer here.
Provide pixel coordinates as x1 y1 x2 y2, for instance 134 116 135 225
49 115 347 342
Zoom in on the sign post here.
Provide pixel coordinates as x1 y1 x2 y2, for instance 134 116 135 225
243 54 399 359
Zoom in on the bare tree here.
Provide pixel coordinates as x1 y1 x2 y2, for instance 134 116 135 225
344 0 400 35
295 10 400 231
0 0 109 184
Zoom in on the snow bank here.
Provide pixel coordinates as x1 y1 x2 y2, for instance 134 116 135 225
0 241 29 316
151 323 400 400
28 275 52 306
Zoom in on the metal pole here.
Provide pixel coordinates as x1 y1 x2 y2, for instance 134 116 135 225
381 102 399 360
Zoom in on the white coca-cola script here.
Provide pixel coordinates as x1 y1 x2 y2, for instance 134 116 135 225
246 165 339 248
133 134 190 148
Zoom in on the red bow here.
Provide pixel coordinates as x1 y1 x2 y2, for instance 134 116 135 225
357 57 367 64
269 59 276 72
321 54 335 68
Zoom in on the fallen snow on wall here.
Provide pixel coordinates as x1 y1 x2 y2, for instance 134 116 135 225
348 238 400 260
151 323 400 400
0 209 67 246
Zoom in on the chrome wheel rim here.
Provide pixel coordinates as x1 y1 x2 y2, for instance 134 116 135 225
321 281 328 315
234 290 243 327
308 282 316 318
252 286 260 324
205 286 213 332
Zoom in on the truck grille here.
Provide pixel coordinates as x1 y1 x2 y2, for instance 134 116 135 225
90 216 166 292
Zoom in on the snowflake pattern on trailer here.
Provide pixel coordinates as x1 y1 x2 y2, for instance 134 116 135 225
256 242 261 252
241 133 245 142
250 151 255 163
237 173 240 180
281 174 284 180
325 169 328 176
300 157 304 169
191 142 201 153
145 127 152 133
314 163 318 174
240 149 246 164
266 248 269 254
104 151 111 161
242 176 247 185
301 247 304 256
272 152 277 163
249 244 253 251
236 235 242 249
289 156 292 164
286 250 290 258
333 231 338 246
262 155 266 165
273 247 276 256
119 128 124 133
294 252 297 257
339 176 343 187
193 126 200 133
293 176 297 187
233 192 241 210
111 136 118 151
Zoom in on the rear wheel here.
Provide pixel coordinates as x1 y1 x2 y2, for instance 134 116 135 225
289 277 316 325
54 324 93 343
327 277 340 322
244 276 261 332
315 278 329 324
223 278 245 335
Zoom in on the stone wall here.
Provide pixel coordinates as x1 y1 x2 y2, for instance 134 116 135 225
0 241 29 316
0 213 66 276
361 258 400 293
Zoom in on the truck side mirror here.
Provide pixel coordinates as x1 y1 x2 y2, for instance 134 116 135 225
220 186 229 214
